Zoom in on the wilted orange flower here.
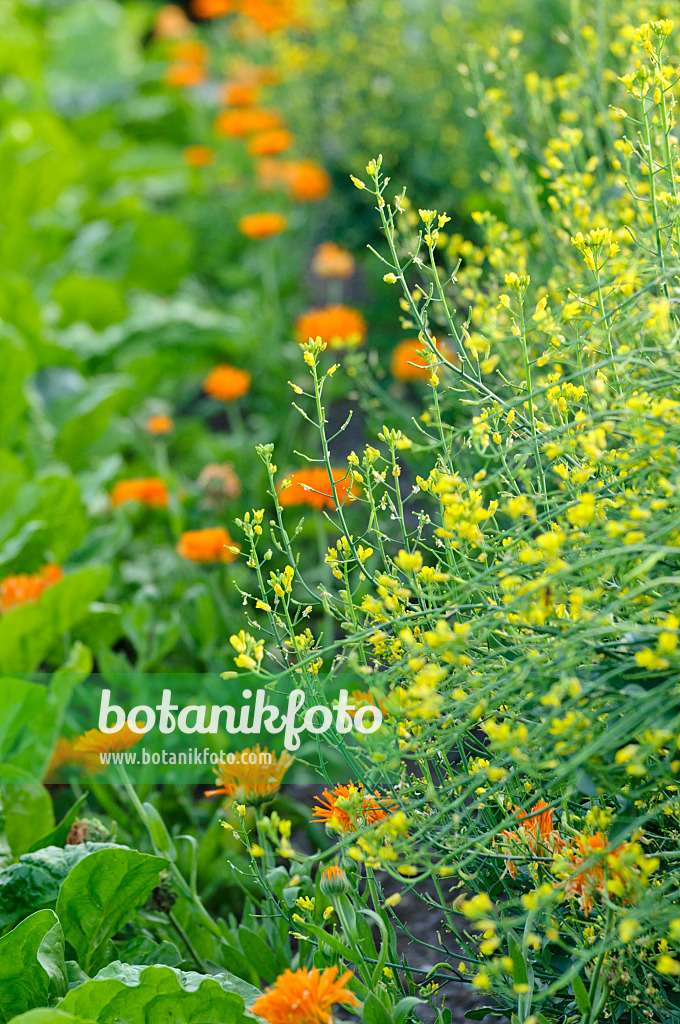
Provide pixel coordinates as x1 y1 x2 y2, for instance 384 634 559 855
111 477 169 509
248 129 293 157
391 337 458 382
499 800 564 878
169 40 209 63
205 745 294 804
564 832 627 916
203 364 251 400
285 160 331 202
154 5 191 38
198 463 242 503
311 242 355 280
278 467 359 511
164 62 207 88
176 526 240 563
312 782 394 833
183 144 215 168
251 966 359 1024
221 81 260 106
192 0 236 18
296 305 366 349
214 108 282 137
238 212 287 239
0 564 63 613
145 414 173 435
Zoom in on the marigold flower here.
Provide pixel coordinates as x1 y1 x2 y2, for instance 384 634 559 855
251 966 359 1024
64 723 144 774
296 305 366 349
348 689 388 718
285 160 331 202
499 800 564 878
203 364 251 400
238 212 287 239
197 463 242 503
239 0 303 34
44 737 79 782
564 832 627 916
153 5 191 38
214 108 282 137
191 0 236 18
176 526 240 563
221 81 261 106
391 337 458 382
205 745 294 804
111 477 169 509
311 782 393 833
183 145 215 168
278 467 359 511
319 865 350 895
145 414 174 435
247 129 293 157
311 242 355 280
164 63 207 88
169 40 209 63
0 564 63 613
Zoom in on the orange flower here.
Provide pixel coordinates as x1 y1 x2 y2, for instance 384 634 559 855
278 467 359 511
169 40 209 63
285 160 331 202
238 212 287 239
69 723 144 774
247 129 293 157
0 564 63 613
164 63 207 88
251 966 359 1024
319 865 350 895
221 81 261 106
311 242 355 280
256 157 288 190
205 745 294 804
44 737 79 782
145 414 174 435
499 800 564 878
296 305 366 349
391 337 458 382
311 782 393 833
348 690 388 719
183 144 215 168
191 0 236 18
214 108 282 137
111 477 169 509
198 463 242 503
203 364 251 400
564 832 627 916
176 526 240 563
154 5 191 38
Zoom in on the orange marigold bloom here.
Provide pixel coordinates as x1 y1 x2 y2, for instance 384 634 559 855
296 305 366 349
221 81 261 106
214 108 282 137
191 0 236 18
564 832 627 916
391 337 458 382
145 414 174 435
154 5 191 38
72 723 143 772
164 62 207 88
311 242 355 280
348 690 388 719
111 477 169 509
247 129 293 157
499 800 564 878
251 966 359 1024
44 737 79 782
205 745 294 804
183 144 215 168
278 467 359 511
319 865 350 895
169 40 209 63
311 782 393 833
238 211 287 239
0 564 63 613
176 526 240 563
285 159 331 202
203 364 251 400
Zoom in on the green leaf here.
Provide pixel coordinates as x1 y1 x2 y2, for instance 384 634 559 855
0 766 54 858
508 934 528 987
0 910 68 1023
93 962 261 1005
0 331 31 441
362 993 393 1024
56 847 167 973
237 927 278 982
27 794 89 855
572 973 591 1014
0 843 124 931
5 1013 87 1024
59 964 250 1024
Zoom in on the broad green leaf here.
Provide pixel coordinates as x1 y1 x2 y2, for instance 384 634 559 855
236 926 277 982
27 794 89 855
60 964 250 1024
572 973 591 1014
0 474 87 574
93 962 260 1005
112 937 182 969
6 1013 87 1024
508 934 528 987
0 910 68 1023
0 843 123 931
56 848 167 973
362 993 392 1024
0 331 31 440
0 765 54 858
52 276 126 331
